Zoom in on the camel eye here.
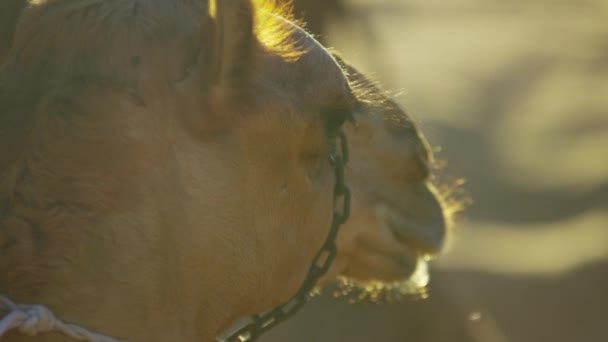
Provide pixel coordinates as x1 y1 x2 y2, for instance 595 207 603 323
322 108 351 138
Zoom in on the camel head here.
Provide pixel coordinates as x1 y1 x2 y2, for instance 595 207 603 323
0 0 357 340
320 58 461 300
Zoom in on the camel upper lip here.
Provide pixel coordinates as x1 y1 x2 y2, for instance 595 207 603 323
375 204 446 255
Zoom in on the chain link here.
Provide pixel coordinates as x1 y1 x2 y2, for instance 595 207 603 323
218 131 351 342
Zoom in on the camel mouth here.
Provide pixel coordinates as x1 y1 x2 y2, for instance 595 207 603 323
329 202 445 302
331 207 434 302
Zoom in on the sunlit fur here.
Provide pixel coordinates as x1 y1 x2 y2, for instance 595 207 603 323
253 0 306 61
433 174 471 228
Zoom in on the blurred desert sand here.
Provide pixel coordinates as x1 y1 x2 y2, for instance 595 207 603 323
263 0 608 341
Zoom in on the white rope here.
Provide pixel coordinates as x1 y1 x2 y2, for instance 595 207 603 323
0 295 126 341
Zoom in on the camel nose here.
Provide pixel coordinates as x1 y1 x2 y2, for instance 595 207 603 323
377 183 447 255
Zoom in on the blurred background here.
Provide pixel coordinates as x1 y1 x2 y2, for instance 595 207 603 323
264 0 608 341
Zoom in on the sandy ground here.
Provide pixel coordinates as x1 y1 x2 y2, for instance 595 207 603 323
263 0 608 341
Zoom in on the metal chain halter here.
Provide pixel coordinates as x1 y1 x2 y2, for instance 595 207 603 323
218 131 352 342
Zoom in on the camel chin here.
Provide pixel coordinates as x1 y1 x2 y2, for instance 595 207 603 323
334 260 430 303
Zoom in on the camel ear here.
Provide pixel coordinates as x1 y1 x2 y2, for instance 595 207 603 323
0 0 27 63
175 0 258 134
207 0 255 96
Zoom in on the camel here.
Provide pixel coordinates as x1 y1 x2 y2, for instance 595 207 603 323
0 0 359 340
0 1 453 341
319 57 453 300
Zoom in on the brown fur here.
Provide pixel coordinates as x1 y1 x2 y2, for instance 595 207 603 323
0 0 355 340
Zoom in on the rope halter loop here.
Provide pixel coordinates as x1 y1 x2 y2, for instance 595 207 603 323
0 296 125 342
